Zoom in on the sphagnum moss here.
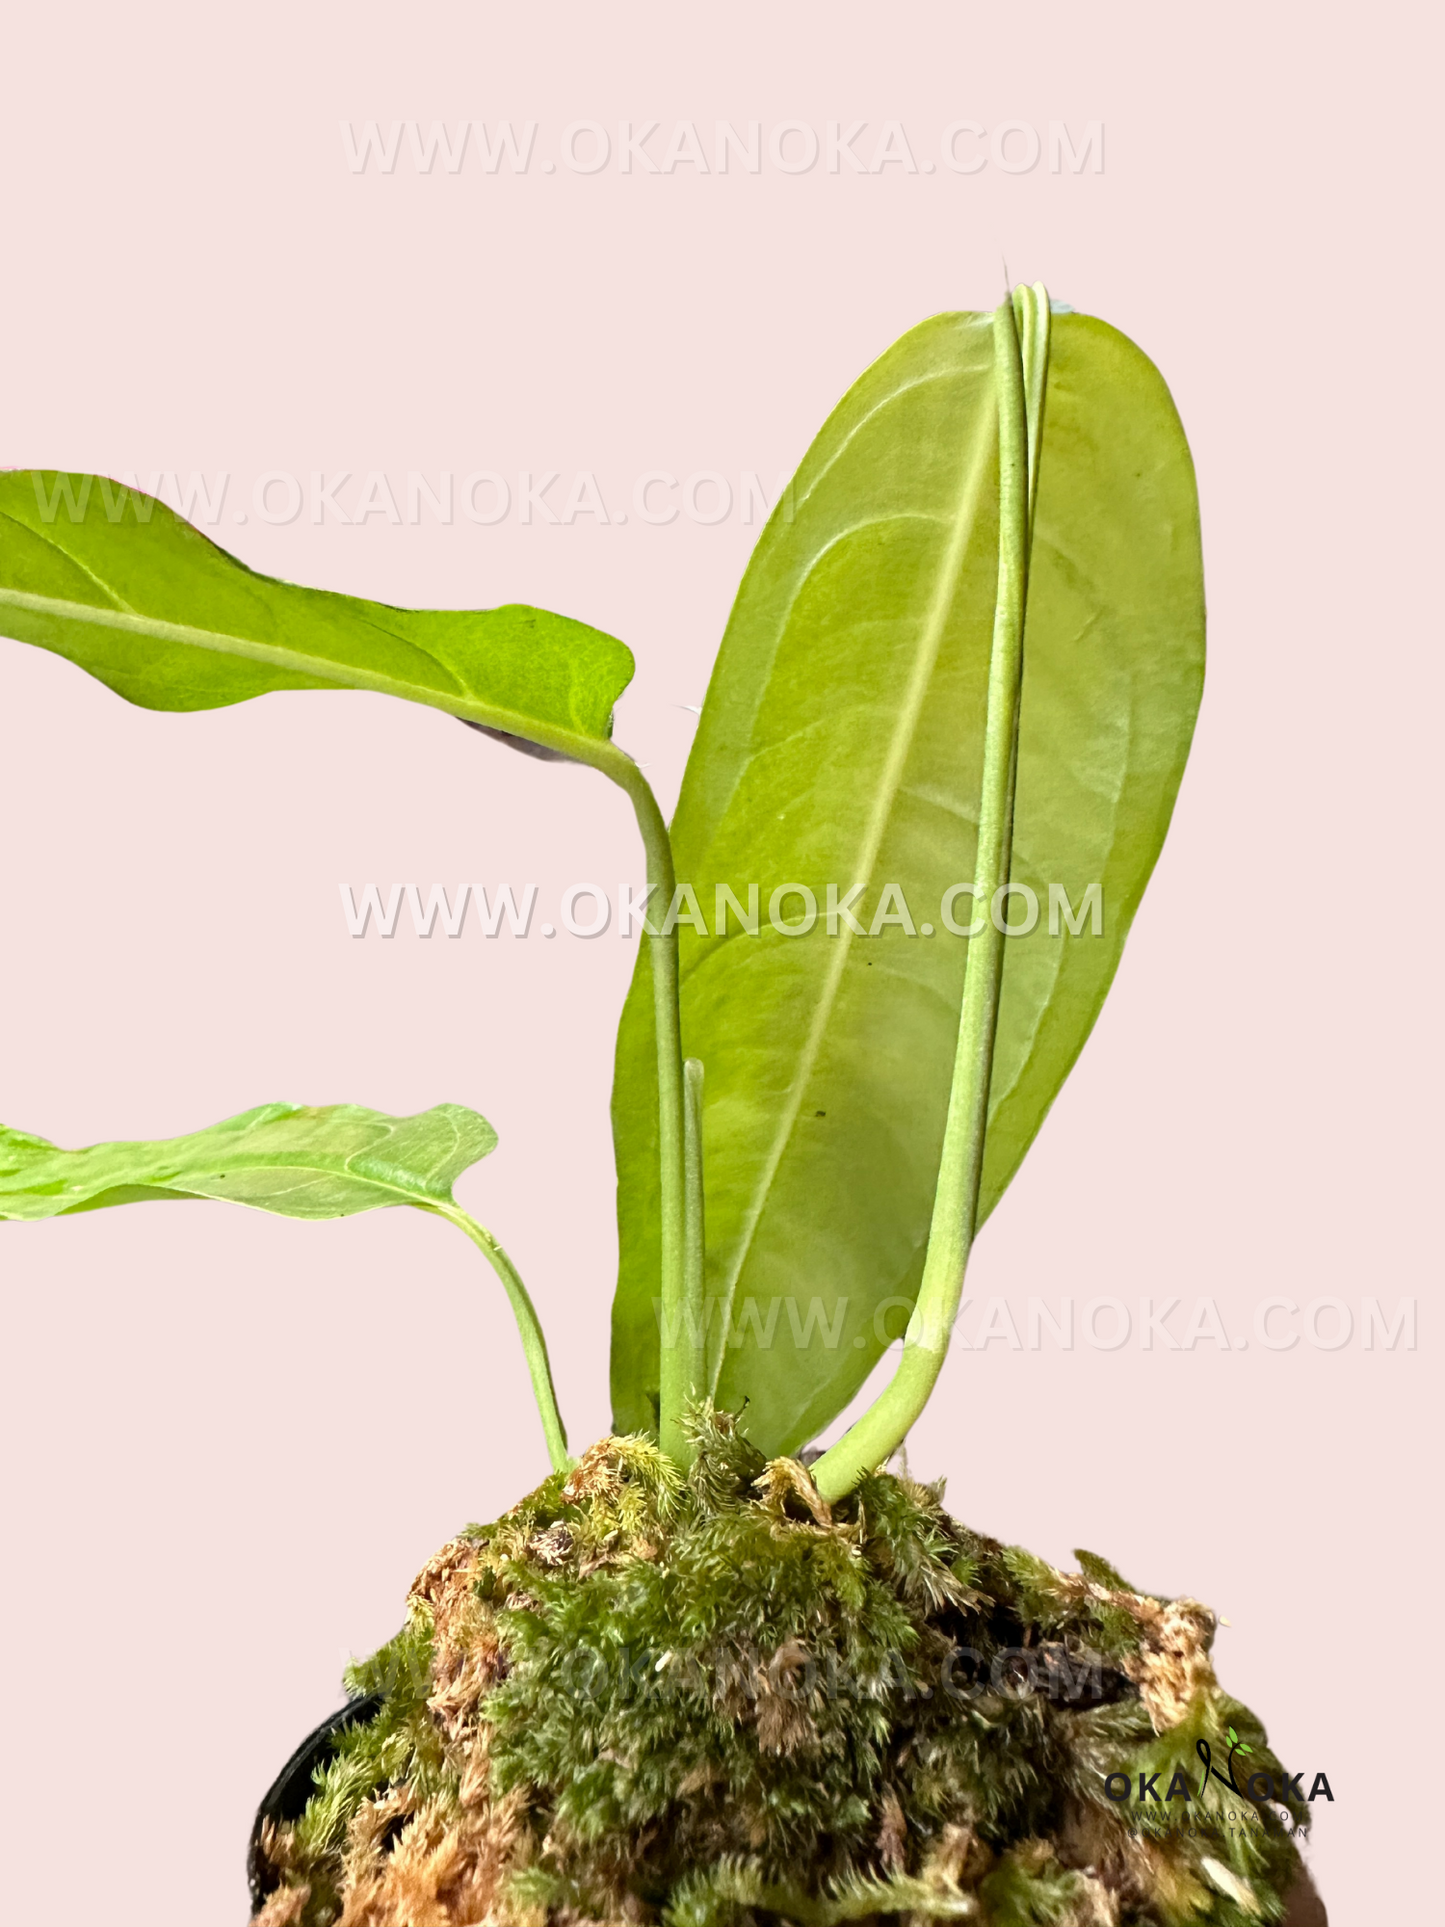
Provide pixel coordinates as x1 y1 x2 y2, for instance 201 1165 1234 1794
251 1413 1307 1927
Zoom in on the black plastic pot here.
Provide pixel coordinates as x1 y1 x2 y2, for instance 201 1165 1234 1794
1285 1864 1328 1926
248 1692 384 1912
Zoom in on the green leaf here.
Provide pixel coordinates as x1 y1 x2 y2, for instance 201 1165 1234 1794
0 1102 571 1469
0 473 632 758
610 310 1204 1453
0 1101 496 1219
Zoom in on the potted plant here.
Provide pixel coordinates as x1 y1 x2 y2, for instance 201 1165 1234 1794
0 287 1325 1925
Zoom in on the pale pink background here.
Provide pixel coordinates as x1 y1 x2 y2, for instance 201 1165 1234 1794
1 5 1438 1919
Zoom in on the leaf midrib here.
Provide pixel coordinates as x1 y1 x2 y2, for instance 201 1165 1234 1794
6 1150 455 1216
0 1104 481 1219
0 586 604 762
708 400 997 1392
679 344 990 860
0 508 141 614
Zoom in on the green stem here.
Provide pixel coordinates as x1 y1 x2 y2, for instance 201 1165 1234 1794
455 733 694 1469
812 287 1049 1503
682 1056 707 1413
592 750 694 1465
516 733 691 1464
431 1200 572 1473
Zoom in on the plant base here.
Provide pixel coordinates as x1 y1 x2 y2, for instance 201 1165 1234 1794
251 1413 1318 1926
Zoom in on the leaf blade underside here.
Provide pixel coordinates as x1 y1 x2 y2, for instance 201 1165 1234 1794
0 1101 497 1221
0 473 633 757
609 310 1205 1455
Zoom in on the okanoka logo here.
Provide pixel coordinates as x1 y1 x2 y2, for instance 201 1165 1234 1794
1103 1722 1334 1816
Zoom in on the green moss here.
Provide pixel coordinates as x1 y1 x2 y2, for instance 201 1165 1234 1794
252 1412 1307 1927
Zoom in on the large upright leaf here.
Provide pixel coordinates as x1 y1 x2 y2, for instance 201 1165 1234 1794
0 473 632 757
0 1101 497 1219
610 310 1204 1453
